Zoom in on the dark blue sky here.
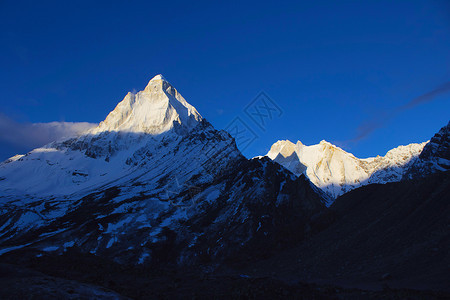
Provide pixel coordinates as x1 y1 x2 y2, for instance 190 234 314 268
1 0 449 160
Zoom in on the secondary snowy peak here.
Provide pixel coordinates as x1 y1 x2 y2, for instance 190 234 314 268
267 140 297 157
266 140 306 175
266 139 427 201
91 74 202 135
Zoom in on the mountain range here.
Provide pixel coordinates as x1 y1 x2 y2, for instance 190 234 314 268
0 75 448 298
264 139 427 201
0 75 325 266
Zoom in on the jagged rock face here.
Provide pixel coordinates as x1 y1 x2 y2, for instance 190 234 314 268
0 75 326 266
404 122 450 180
0 156 324 266
265 139 427 202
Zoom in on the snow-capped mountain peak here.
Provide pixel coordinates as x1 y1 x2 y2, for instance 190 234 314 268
91 74 202 135
0 75 208 196
319 140 332 146
267 140 297 158
148 73 166 82
265 139 427 202
143 73 171 92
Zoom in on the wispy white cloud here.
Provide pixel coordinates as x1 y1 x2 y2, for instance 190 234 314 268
0 113 97 155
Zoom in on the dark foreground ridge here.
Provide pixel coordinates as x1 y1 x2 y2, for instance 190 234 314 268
243 171 450 294
0 171 449 299
0 253 448 300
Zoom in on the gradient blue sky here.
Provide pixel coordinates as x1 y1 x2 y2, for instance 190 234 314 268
1 0 449 160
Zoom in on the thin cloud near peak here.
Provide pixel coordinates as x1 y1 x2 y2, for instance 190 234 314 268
0 113 97 160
